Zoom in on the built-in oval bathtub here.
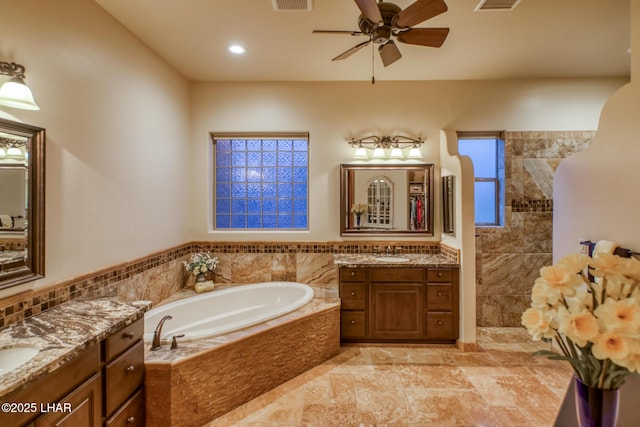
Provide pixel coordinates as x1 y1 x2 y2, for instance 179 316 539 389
143 281 314 342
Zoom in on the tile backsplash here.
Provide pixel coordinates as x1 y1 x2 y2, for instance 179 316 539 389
0 241 458 328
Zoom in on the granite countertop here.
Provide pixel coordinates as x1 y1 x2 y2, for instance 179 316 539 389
333 253 459 268
0 298 150 398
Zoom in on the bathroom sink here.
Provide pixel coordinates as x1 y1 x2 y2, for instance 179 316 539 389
372 256 410 263
0 346 39 376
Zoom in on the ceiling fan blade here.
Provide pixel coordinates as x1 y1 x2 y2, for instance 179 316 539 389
354 0 383 24
396 28 449 47
379 41 402 67
313 30 364 36
395 0 448 28
332 40 371 61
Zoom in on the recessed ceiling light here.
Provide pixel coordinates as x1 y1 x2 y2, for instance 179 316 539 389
228 45 245 54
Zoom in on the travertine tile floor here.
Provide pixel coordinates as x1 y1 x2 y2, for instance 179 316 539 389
204 328 573 426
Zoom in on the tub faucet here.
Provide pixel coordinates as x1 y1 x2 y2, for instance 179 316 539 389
151 315 173 351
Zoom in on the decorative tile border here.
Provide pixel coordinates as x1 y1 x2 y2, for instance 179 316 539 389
511 199 553 213
0 240 458 329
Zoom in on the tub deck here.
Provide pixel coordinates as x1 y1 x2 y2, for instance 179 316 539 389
144 288 340 427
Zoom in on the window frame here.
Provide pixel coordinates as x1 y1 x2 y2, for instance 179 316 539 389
457 131 505 227
210 132 309 232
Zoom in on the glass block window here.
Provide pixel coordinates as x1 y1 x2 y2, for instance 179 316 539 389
212 132 309 230
458 131 505 226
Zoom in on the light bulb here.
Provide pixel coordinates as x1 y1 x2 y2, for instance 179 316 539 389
389 147 403 159
372 147 385 158
0 77 40 110
353 146 368 159
408 146 422 159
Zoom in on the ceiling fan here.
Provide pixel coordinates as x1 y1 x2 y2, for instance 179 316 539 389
313 0 450 68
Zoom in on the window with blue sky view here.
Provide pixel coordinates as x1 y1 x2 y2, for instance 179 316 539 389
213 134 309 230
458 132 504 226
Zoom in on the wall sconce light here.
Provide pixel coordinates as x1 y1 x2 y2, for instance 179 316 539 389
348 135 424 160
0 62 40 110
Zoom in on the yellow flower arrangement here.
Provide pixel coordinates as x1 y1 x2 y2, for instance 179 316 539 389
351 203 367 215
521 252 640 389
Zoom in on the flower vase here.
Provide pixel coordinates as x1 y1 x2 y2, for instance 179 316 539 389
574 376 620 427
356 214 361 228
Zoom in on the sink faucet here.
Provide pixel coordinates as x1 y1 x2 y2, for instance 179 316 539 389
151 315 172 351
386 245 392 255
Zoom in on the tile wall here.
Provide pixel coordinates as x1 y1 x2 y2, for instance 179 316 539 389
0 241 457 328
475 130 594 326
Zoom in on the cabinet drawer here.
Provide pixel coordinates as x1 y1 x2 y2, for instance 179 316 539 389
370 268 424 282
105 340 144 417
427 269 453 282
105 319 144 361
340 268 366 282
341 311 366 338
426 313 454 340
35 373 102 427
340 284 366 310
427 284 453 311
105 388 145 427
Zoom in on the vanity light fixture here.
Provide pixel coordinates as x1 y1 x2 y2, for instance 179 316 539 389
0 137 26 160
0 62 40 111
407 144 423 159
348 135 424 160
353 144 368 159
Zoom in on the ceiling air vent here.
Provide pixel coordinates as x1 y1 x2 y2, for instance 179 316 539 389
475 0 522 11
272 0 312 12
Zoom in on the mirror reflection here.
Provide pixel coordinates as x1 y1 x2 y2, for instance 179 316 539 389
0 133 27 271
340 164 434 236
0 118 45 289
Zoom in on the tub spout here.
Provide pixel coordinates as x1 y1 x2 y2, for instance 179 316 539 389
151 315 173 351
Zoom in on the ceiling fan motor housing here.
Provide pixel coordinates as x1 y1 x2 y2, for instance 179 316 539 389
358 2 402 44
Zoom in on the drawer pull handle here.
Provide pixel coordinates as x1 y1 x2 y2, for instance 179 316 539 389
437 320 443 326
351 320 356 324
350 271 355 276
123 332 135 339
437 292 443 297
127 416 135 423
351 291 356 296
125 365 136 373
437 272 443 277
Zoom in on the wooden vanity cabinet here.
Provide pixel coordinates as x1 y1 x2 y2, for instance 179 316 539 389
0 319 144 427
339 266 459 343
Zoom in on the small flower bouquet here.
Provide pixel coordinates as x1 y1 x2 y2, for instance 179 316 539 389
521 252 640 390
182 252 218 276
351 203 367 215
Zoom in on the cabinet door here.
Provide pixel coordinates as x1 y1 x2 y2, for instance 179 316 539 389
35 373 102 427
369 283 425 339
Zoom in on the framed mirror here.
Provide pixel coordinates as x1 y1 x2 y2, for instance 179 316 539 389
442 175 455 234
0 118 45 289
340 164 434 236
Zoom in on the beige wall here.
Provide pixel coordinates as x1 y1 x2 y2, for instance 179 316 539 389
0 0 631 328
0 0 191 298
554 1 640 259
190 79 625 243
